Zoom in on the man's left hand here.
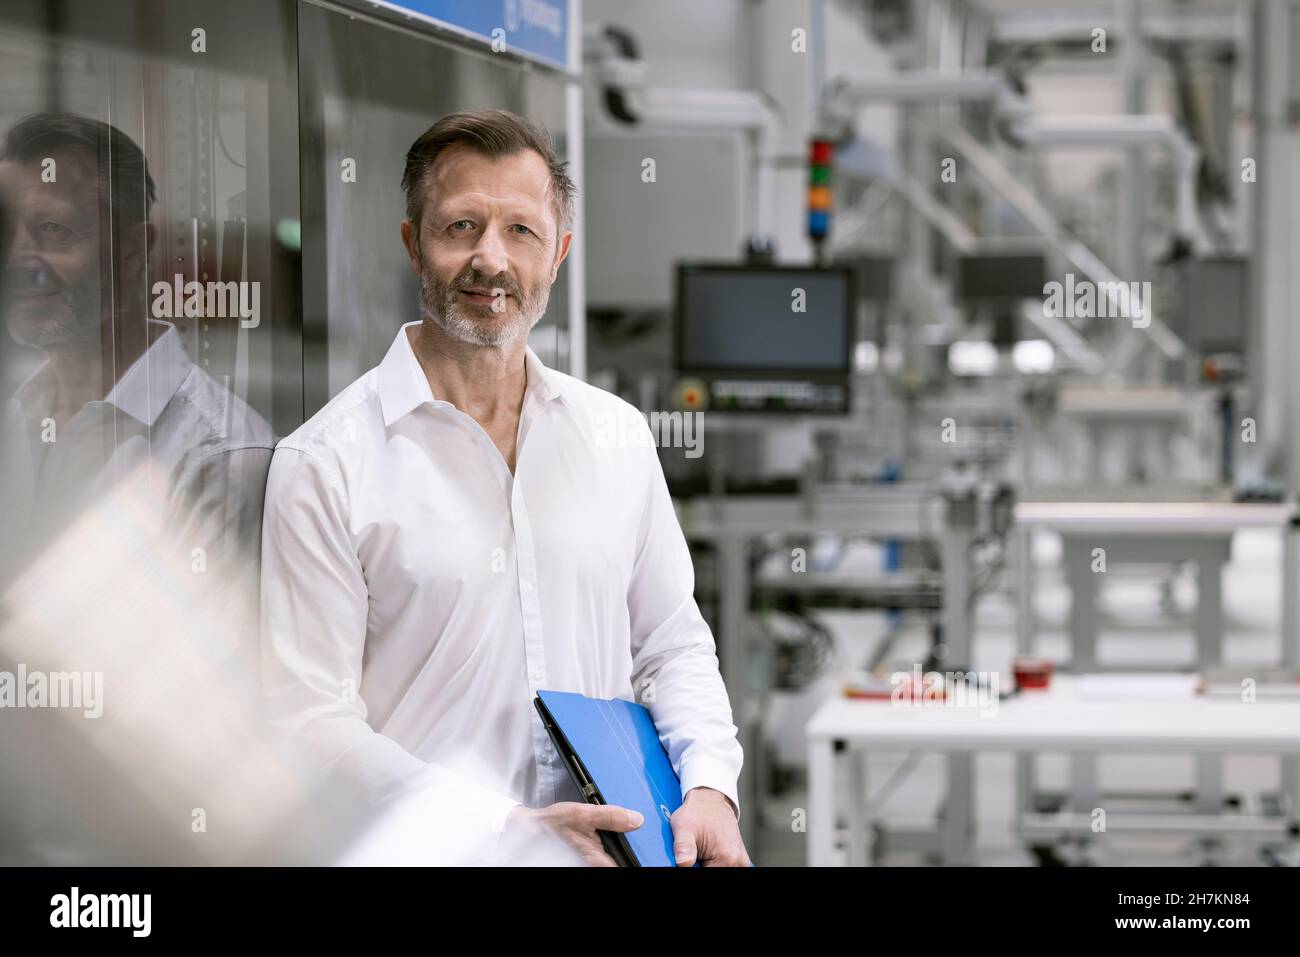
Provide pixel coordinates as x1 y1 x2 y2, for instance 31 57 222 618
670 787 750 867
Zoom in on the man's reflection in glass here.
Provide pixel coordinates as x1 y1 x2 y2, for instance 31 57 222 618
0 113 276 599
0 114 324 864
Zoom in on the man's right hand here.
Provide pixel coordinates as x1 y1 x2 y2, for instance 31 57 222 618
504 802 644 867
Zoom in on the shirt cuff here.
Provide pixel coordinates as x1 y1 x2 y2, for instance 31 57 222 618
409 771 520 836
454 790 521 866
678 757 740 818
485 796 523 834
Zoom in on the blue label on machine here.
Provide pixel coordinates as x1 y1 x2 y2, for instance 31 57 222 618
367 0 569 70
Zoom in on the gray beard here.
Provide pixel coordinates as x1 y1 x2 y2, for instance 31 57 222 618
6 305 101 350
418 271 549 348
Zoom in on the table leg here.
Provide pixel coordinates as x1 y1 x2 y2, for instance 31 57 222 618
1192 554 1227 816
1283 755 1300 825
1283 534 1299 844
1015 751 1036 859
1284 525 1299 670
1071 753 1099 816
808 736 837 867
1016 524 1034 656
1195 754 1224 816
940 523 975 669
1016 753 1034 816
719 534 758 854
943 753 976 865
1014 526 1036 858
1067 544 1099 672
847 747 868 867
1195 557 1224 669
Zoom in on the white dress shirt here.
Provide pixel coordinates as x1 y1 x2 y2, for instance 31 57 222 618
260 321 742 846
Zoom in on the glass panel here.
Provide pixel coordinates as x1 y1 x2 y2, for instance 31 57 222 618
0 0 302 865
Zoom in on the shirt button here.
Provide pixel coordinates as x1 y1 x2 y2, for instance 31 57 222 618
533 672 543 682
521 581 534 594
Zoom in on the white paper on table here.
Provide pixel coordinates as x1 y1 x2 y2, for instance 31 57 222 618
1078 674 1199 699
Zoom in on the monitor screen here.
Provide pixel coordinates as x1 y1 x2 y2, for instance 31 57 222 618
676 265 853 372
832 255 894 303
954 253 1047 300
1182 257 1248 353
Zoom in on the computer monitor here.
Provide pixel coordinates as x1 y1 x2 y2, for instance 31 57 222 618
953 252 1048 301
674 263 855 413
832 254 894 303
1179 256 1249 354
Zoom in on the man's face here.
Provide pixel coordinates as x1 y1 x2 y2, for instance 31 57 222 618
401 144 571 348
0 150 128 351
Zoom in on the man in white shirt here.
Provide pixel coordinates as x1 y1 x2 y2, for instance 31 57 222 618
260 109 749 866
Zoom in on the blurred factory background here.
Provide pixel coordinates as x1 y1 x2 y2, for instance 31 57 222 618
2 0 1300 868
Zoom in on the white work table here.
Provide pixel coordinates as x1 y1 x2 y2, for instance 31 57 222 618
1012 500 1300 670
1007 500 1300 864
1014 500 1296 534
806 676 1300 866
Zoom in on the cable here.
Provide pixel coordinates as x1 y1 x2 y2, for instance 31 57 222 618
212 80 246 170
966 537 1008 606
760 606 835 690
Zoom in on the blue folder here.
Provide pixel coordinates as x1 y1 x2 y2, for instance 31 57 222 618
534 690 684 867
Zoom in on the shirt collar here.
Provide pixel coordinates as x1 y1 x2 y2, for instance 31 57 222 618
12 320 192 428
378 320 566 427
103 321 193 427
13 361 57 419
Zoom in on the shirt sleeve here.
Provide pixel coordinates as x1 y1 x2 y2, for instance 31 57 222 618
259 444 521 845
625 428 743 815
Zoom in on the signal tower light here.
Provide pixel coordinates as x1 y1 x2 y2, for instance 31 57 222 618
808 138 833 262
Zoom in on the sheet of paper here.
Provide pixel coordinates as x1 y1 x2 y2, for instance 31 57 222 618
1079 674 1199 699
